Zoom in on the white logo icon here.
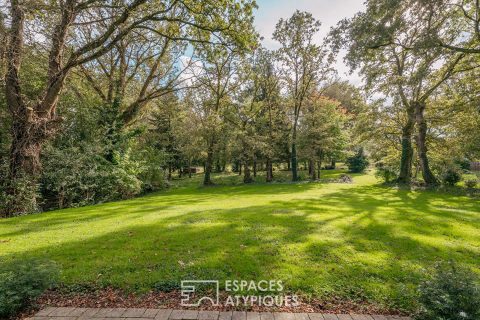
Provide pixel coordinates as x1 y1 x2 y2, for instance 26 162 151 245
181 280 220 307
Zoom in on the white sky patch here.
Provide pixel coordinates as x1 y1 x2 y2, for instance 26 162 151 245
254 0 365 85
178 55 204 87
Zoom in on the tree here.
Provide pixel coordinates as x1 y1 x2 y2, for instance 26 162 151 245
298 94 348 180
149 94 181 180
187 45 243 185
225 51 266 183
346 147 369 173
273 10 332 181
332 0 467 185
412 0 480 55
1 0 257 216
253 48 286 182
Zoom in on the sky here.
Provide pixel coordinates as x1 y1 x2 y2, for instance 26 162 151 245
254 0 366 84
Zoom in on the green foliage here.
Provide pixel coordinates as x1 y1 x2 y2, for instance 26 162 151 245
440 167 462 186
455 158 472 172
0 260 59 318
465 179 478 189
346 148 369 173
375 162 398 183
41 144 145 210
135 146 169 192
416 262 480 320
0 160 39 217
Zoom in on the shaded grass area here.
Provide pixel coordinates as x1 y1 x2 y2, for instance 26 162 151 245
1 169 479 312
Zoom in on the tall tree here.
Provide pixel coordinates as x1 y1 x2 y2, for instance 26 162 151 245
1 0 257 216
332 0 466 185
254 48 285 182
273 10 331 181
188 45 244 185
414 0 480 55
298 94 347 180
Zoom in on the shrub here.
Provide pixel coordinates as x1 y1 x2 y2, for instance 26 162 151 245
416 262 480 320
346 148 369 173
465 179 478 189
455 158 472 172
338 174 353 183
375 162 398 183
41 144 145 210
440 167 462 186
0 260 59 319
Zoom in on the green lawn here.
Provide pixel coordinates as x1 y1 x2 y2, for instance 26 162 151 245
1 169 479 312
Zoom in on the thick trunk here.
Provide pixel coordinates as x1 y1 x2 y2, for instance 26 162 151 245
331 159 336 169
266 158 273 182
203 141 214 185
4 100 63 216
415 102 438 186
317 161 322 180
9 117 43 179
397 106 415 184
243 160 254 183
4 119 42 216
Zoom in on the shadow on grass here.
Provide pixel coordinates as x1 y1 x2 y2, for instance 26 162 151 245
1 182 479 312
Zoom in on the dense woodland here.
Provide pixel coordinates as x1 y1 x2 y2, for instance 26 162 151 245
0 0 479 217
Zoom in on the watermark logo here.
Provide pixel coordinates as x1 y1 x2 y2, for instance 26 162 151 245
180 280 298 307
181 280 220 307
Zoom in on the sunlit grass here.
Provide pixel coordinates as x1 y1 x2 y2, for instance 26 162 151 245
1 168 479 311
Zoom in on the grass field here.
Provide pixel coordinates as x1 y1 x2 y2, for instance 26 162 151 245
1 169 479 312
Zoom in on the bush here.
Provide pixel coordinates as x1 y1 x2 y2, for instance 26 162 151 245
455 158 472 172
440 167 462 186
375 162 398 183
41 144 145 210
338 174 353 183
465 179 478 189
0 260 59 318
346 148 369 173
416 262 480 320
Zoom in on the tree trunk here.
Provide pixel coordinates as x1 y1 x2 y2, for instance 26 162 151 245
397 106 415 184
188 158 192 178
309 159 315 180
266 158 273 182
243 160 254 183
415 102 438 186
331 159 336 169
291 126 298 181
317 160 322 180
4 116 43 216
203 141 214 185
253 160 257 178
